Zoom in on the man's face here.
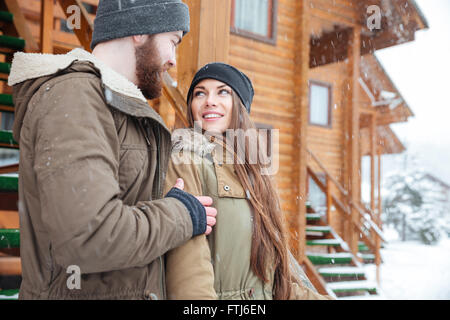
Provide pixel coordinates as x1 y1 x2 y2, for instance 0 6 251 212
135 31 182 99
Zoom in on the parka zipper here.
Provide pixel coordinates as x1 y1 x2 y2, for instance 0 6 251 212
137 118 166 299
155 125 167 299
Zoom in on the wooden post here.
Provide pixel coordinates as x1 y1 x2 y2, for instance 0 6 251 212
326 177 333 253
326 176 332 226
174 0 231 127
376 145 382 285
346 26 361 256
370 114 376 216
40 0 54 53
177 0 231 98
159 95 176 130
371 113 382 284
291 0 310 263
58 0 94 51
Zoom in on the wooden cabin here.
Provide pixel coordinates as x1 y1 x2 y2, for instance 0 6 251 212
0 0 428 299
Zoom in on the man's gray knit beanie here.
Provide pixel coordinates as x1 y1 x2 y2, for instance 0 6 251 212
91 0 190 50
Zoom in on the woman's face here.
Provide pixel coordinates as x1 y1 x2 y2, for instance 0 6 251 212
190 79 233 133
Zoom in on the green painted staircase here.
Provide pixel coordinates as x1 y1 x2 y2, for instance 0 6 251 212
0 130 18 149
0 288 19 300
305 205 378 298
0 34 25 51
357 241 376 264
0 9 24 301
0 11 14 24
0 227 20 300
0 228 20 249
0 93 14 113
0 174 18 192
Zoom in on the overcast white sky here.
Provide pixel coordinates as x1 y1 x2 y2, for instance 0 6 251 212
374 0 450 183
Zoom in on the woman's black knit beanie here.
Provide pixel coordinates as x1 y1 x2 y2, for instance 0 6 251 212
187 63 254 113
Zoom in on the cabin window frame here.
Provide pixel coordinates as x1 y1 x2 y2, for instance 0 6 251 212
308 80 333 128
230 0 278 45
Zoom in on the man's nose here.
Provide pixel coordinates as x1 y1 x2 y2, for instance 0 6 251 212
167 57 176 69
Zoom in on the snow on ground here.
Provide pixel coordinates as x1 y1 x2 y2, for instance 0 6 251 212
353 235 450 300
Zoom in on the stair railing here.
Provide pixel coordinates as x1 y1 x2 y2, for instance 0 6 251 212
306 148 385 258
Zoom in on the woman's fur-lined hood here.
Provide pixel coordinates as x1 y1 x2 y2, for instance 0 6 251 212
171 128 216 157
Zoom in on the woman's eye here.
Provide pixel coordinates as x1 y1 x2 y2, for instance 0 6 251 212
219 89 231 96
194 91 205 97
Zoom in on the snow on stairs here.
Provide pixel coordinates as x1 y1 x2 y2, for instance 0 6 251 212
0 289 19 300
327 280 378 295
307 252 353 265
357 241 376 264
305 205 379 298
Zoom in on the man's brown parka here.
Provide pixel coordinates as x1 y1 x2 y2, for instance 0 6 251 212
8 49 198 299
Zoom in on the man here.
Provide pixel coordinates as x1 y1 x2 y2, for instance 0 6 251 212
8 0 216 300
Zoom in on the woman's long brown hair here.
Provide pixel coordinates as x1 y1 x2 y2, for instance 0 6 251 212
188 91 293 299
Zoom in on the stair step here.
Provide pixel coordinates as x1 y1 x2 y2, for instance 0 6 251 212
306 213 323 221
0 93 14 106
0 174 18 192
0 11 14 24
306 226 331 233
358 253 375 262
0 35 25 50
318 267 365 278
0 130 19 149
327 280 377 294
358 242 370 251
0 289 19 300
306 252 353 265
0 228 20 248
306 239 342 246
0 62 11 74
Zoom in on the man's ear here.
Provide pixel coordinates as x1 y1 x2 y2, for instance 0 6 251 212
132 34 149 46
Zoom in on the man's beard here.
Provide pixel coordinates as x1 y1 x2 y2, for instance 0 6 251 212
135 36 164 100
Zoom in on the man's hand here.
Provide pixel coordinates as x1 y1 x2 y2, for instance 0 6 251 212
174 178 217 235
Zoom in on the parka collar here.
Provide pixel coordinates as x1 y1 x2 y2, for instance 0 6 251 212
8 48 169 131
8 48 146 102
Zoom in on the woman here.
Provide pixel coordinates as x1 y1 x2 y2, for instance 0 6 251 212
163 63 332 300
